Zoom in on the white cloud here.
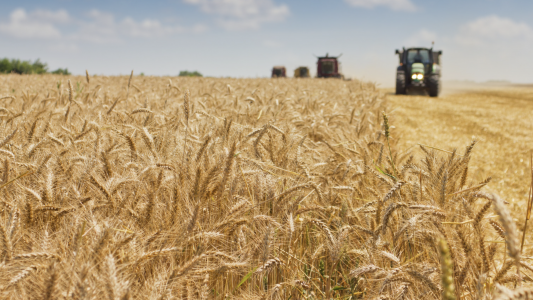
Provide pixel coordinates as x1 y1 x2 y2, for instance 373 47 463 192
460 15 533 41
120 18 185 38
444 16 533 83
87 10 115 26
344 0 417 12
456 15 533 45
32 9 70 23
404 29 437 48
76 10 118 43
183 0 290 30
0 8 66 39
78 10 189 42
0 8 205 44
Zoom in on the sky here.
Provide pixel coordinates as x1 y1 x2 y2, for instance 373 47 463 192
0 0 532 86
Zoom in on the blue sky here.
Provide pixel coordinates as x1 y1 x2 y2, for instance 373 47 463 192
0 0 532 86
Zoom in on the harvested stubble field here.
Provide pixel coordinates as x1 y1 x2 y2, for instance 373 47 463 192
0 74 530 300
389 84 533 227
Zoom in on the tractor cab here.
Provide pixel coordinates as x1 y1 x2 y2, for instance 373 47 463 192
271 66 286 78
395 47 442 97
316 54 342 78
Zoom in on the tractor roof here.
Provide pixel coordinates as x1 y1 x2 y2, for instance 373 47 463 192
404 47 431 51
401 47 442 55
317 53 342 60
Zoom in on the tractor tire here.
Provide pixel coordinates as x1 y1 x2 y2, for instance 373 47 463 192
395 72 406 95
427 74 440 97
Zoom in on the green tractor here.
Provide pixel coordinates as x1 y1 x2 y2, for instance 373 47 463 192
395 47 442 97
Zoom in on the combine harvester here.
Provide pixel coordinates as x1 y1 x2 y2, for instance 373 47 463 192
395 46 442 97
294 66 310 78
271 66 286 78
316 53 343 79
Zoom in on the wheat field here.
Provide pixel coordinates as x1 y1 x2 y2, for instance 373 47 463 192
389 84 533 208
0 74 530 299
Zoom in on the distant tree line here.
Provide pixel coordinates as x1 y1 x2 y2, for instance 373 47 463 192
179 70 202 77
0 58 71 75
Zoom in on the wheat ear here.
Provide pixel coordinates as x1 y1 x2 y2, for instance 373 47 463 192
438 239 456 300
182 90 190 168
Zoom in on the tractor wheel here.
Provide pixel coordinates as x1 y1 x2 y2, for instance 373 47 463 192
427 74 440 97
395 72 406 95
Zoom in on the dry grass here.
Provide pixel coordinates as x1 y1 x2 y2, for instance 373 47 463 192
0 74 530 299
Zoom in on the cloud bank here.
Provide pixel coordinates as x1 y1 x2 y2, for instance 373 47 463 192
0 8 205 44
344 0 417 12
183 0 290 30
456 15 533 46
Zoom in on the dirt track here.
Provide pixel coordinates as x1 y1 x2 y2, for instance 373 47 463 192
388 83 533 218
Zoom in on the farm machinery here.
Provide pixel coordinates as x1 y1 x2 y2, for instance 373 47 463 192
294 66 310 78
271 66 286 78
395 47 442 97
316 54 343 78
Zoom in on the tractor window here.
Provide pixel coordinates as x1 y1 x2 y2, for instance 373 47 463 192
273 69 284 76
321 61 335 74
407 50 430 64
